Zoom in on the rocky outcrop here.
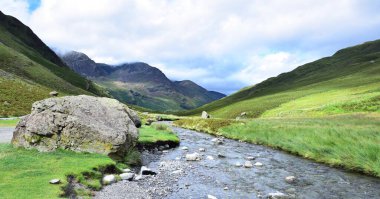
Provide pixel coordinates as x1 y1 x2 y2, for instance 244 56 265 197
12 95 139 159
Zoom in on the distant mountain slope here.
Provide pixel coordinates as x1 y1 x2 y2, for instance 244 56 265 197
0 11 108 117
182 39 380 118
61 51 226 111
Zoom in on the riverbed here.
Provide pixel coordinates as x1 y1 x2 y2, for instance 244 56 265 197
95 122 380 198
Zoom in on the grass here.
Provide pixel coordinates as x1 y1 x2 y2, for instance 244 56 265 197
174 113 380 177
138 124 179 146
0 118 19 127
0 143 115 199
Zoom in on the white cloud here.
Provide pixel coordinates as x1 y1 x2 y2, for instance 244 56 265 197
0 0 30 22
1 0 380 93
232 52 315 85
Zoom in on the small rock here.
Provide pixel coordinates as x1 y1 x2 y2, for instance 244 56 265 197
181 146 189 150
206 155 214 160
244 161 253 168
186 153 201 161
199 148 206 152
49 179 60 184
120 173 134 181
158 146 165 151
122 168 131 173
156 115 163 121
240 112 247 116
217 153 226 158
140 166 157 175
235 162 242 167
267 192 288 199
285 176 296 183
201 111 210 119
246 156 255 160
175 157 181 160
254 162 263 167
224 187 229 190
164 144 170 148
49 91 59 97
208 194 217 199
211 138 223 145
145 118 154 125
285 188 296 194
103 175 116 185
172 170 182 174
162 150 169 153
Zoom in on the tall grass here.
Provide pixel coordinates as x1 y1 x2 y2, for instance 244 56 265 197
174 113 380 177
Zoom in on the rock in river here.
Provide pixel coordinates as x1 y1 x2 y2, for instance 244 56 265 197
103 175 116 185
244 161 253 168
120 173 135 181
186 152 201 161
12 95 139 159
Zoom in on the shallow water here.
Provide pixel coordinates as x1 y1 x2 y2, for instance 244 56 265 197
145 122 380 198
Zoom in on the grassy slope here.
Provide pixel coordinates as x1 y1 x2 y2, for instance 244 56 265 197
174 113 380 177
181 40 380 119
0 13 109 117
0 144 114 199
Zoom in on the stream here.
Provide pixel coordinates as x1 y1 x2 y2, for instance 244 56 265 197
96 122 380 199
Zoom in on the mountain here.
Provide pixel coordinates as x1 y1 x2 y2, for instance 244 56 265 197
0 11 108 117
181 39 380 118
61 51 225 111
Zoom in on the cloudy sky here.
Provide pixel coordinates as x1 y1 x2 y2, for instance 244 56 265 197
1 0 380 94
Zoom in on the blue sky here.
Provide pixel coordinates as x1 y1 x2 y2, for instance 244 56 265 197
2 0 380 94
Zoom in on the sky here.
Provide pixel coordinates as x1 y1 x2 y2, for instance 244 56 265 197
1 0 380 94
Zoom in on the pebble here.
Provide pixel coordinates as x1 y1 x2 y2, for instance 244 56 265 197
181 146 189 150
267 191 288 198
122 168 131 173
102 175 116 185
224 187 229 190
217 153 226 158
285 176 296 183
235 162 242 167
254 162 263 167
49 179 60 184
186 152 201 161
208 194 218 199
120 173 134 181
199 148 206 152
246 156 255 160
244 161 253 168
206 155 214 160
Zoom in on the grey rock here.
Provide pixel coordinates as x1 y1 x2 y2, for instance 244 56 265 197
186 152 201 161
156 115 163 121
49 179 60 184
201 111 210 119
140 166 157 175
181 146 189 150
49 91 59 97
240 112 247 116
120 173 135 181
208 194 217 199
285 176 296 183
255 162 263 167
122 168 132 173
244 161 253 168
12 95 138 158
217 153 226 158
267 192 288 198
246 156 255 160
199 148 206 152
103 175 116 185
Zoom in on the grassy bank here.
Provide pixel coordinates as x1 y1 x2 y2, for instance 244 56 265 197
0 144 115 199
0 118 19 127
138 123 180 147
174 113 380 177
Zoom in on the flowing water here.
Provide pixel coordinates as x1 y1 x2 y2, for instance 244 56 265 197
141 122 380 198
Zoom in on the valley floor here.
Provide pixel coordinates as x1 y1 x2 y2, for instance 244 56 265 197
174 113 380 177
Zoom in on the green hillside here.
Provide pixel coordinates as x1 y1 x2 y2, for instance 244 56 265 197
0 11 108 117
181 40 380 118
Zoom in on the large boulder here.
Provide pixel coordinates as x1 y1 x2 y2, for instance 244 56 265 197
125 107 141 127
12 95 139 159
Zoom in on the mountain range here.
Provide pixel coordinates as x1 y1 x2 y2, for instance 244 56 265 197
60 51 225 111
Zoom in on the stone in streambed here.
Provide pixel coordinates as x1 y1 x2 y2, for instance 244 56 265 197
186 153 201 161
120 173 135 181
103 175 116 185
244 161 253 168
